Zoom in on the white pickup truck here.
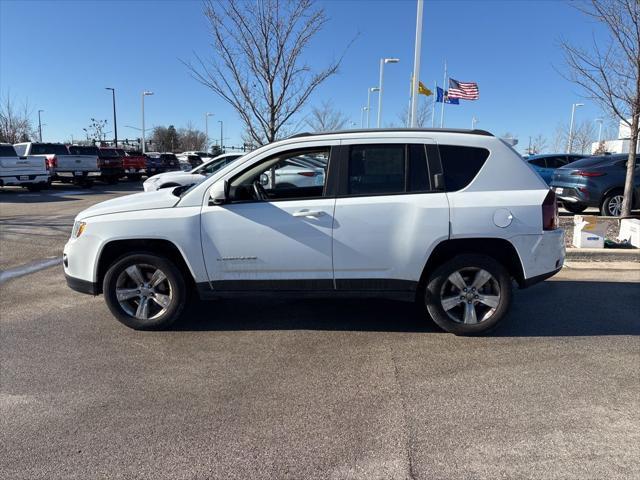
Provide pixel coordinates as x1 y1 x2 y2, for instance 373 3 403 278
0 143 49 191
14 142 101 187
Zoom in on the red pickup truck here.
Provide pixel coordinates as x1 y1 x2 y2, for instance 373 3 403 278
119 150 146 180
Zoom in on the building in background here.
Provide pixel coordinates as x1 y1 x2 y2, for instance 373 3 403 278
591 118 638 154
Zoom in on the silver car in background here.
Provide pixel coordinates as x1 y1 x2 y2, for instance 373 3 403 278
143 153 244 192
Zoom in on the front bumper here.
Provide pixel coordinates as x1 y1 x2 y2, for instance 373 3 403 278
65 272 99 295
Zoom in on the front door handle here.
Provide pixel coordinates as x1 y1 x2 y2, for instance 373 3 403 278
292 209 325 218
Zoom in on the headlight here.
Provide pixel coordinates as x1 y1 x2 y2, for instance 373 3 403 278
71 221 87 238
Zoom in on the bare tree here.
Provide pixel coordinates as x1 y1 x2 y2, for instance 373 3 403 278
178 122 207 151
305 100 349 132
83 118 108 142
186 0 350 146
553 121 597 154
527 134 548 155
0 93 36 143
560 0 639 216
397 98 432 127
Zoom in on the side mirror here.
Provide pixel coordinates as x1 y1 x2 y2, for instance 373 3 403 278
433 173 445 191
209 181 228 205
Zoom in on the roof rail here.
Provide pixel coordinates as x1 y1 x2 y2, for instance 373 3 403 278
286 128 494 140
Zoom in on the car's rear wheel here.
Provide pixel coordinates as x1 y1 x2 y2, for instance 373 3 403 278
563 202 587 214
601 192 624 216
424 254 512 335
103 253 186 330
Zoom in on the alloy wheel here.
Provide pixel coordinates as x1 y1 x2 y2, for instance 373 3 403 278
607 195 623 216
439 267 501 324
115 264 173 320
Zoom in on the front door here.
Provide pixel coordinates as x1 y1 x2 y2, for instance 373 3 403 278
200 146 336 290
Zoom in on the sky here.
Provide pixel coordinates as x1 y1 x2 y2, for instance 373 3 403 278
0 0 617 153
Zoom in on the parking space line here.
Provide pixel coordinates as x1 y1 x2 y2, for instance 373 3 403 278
0 257 62 284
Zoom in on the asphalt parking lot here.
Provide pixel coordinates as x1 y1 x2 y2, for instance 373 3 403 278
1 184 639 479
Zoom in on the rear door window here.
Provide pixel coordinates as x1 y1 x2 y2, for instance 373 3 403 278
439 145 489 191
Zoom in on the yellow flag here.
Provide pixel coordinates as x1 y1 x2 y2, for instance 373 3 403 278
418 81 432 96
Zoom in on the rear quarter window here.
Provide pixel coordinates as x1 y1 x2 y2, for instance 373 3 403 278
439 145 489 191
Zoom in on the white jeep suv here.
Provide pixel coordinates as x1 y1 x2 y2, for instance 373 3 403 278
64 129 564 335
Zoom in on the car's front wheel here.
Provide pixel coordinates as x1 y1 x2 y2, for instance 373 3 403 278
424 254 512 335
103 253 186 330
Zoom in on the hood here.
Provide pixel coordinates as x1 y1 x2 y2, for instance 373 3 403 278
145 171 203 183
77 188 180 220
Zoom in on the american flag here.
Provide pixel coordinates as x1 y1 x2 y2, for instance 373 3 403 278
448 78 479 100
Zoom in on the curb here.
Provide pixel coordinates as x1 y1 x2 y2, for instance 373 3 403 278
565 247 640 262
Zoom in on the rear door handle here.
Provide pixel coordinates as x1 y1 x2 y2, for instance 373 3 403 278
292 209 325 218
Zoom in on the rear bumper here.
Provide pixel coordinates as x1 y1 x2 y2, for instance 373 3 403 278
0 174 49 186
551 185 600 207
100 167 124 177
511 229 565 287
65 273 99 295
520 267 562 288
56 171 101 179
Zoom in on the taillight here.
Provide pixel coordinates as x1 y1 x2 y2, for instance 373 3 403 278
542 189 558 231
570 170 605 177
297 171 317 177
45 155 57 169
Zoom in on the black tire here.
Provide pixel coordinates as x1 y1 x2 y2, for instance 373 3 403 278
103 253 186 330
563 202 587 214
26 184 43 192
78 179 93 188
600 191 624 217
424 254 512 335
127 174 142 182
106 176 118 185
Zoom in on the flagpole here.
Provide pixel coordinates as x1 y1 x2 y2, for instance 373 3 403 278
431 80 437 127
407 75 412 127
409 0 424 127
440 59 447 128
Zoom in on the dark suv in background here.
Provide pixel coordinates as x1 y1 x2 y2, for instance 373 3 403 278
145 152 181 176
551 154 640 216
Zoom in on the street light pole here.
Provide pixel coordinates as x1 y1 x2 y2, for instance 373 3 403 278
595 118 604 143
141 91 153 154
105 88 117 147
367 87 379 128
361 106 368 128
205 112 214 152
471 116 478 129
567 102 584 153
38 110 44 142
409 0 424 127
218 120 223 152
377 57 400 128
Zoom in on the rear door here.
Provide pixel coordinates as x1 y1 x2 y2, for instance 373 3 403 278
331 138 450 292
